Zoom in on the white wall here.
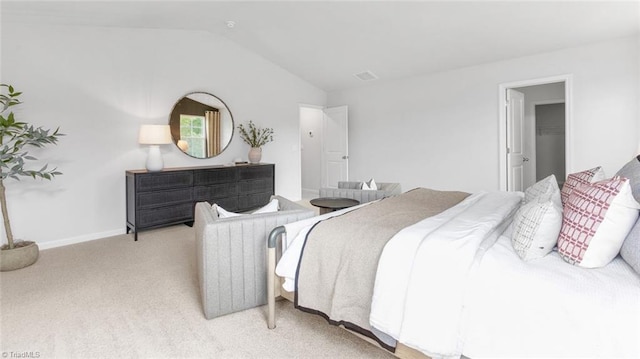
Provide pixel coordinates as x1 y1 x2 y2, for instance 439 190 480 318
327 36 639 193
0 22 325 248
299 106 323 197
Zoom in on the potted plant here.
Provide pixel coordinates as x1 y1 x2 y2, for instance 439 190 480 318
0 84 63 271
237 120 274 163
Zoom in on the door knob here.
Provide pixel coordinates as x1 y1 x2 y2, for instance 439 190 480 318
523 157 530 162
342 155 349 159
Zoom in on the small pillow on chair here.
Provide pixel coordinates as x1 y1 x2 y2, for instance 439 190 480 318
213 204 242 218
361 178 377 191
253 198 280 214
213 198 279 218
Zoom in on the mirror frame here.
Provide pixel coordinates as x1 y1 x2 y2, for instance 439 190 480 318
169 91 234 159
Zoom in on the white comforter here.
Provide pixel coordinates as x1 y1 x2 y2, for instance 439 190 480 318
370 191 522 358
276 191 640 358
462 235 640 358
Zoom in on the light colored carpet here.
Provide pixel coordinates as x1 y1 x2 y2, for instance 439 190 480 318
0 225 393 359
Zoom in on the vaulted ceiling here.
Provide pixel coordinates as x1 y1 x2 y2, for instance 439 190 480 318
3 1 639 91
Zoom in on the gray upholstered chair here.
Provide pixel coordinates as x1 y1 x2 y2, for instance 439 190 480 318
319 181 401 204
194 195 315 320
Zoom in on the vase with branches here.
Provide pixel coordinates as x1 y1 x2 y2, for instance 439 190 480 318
0 84 63 271
237 121 274 163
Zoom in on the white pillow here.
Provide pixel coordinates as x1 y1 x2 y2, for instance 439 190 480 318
361 178 378 191
557 177 640 268
213 198 279 218
253 198 279 214
213 204 242 218
524 174 561 207
560 166 605 207
511 196 563 261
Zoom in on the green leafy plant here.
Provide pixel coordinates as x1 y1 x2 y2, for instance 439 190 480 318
237 121 274 147
0 84 63 250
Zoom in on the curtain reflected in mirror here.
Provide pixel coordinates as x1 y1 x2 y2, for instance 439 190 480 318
169 92 234 159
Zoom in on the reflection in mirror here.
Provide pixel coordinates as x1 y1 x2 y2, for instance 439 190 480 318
169 92 234 159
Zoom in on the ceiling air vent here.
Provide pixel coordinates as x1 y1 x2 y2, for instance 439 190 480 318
354 70 378 81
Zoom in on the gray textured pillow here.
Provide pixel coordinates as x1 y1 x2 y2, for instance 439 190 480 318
616 155 640 203
620 215 640 276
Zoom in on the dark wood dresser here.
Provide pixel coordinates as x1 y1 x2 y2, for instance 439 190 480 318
126 163 274 240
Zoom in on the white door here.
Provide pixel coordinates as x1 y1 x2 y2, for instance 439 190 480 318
506 89 525 191
321 105 348 188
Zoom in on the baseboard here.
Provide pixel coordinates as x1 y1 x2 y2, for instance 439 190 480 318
302 188 319 199
38 229 126 250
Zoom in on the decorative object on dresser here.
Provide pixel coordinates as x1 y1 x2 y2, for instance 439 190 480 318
0 84 64 271
138 124 172 172
237 120 274 163
169 92 234 159
126 163 274 241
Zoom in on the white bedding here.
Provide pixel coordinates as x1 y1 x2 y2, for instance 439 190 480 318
275 191 640 358
462 235 640 358
370 191 522 358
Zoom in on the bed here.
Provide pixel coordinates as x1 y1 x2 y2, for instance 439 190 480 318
266 161 640 358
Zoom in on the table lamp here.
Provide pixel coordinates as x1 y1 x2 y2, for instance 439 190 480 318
139 125 172 171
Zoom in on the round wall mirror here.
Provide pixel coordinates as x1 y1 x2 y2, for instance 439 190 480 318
169 92 234 159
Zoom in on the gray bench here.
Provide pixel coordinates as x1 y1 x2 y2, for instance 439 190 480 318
194 195 315 319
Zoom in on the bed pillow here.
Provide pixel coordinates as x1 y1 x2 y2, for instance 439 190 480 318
511 195 563 261
615 155 640 203
524 174 561 207
361 178 378 191
620 216 640 276
557 177 640 268
213 198 279 218
560 166 605 206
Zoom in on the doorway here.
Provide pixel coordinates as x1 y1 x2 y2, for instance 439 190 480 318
299 105 323 199
299 105 349 199
499 75 572 191
535 102 566 188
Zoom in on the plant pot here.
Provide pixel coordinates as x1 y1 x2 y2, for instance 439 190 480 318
1 241 39 272
248 147 262 163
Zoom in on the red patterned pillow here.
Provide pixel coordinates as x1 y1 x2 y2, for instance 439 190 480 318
557 177 640 268
560 167 605 206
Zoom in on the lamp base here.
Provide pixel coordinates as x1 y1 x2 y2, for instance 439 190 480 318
146 145 164 172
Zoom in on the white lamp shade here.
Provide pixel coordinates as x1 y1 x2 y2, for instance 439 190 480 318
139 125 172 145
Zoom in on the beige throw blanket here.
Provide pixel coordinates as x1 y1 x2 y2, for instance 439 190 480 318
295 188 470 347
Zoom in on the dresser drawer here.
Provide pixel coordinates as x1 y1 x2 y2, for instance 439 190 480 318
137 188 193 209
194 167 238 185
193 183 238 201
239 178 274 195
137 202 193 227
238 193 272 211
137 172 193 191
209 196 239 211
238 165 274 180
